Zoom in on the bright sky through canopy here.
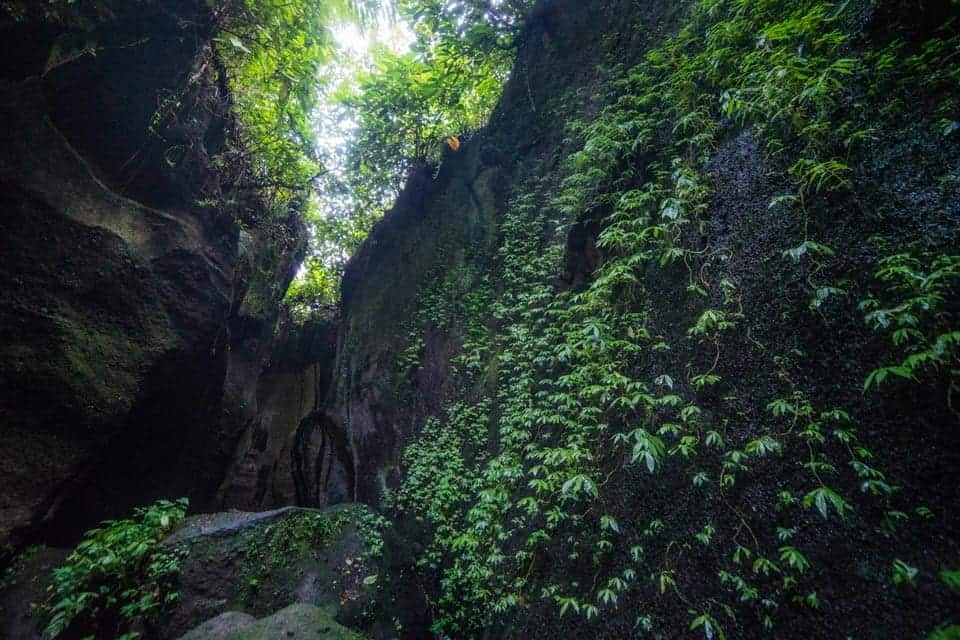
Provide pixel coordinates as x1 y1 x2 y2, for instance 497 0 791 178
296 16 414 280
317 17 414 173
286 1 515 310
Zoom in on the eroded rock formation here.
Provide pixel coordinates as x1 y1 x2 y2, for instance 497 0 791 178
0 0 306 549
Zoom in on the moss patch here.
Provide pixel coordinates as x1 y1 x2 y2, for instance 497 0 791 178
160 506 388 638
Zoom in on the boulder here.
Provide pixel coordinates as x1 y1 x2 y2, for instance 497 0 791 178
177 604 366 640
158 506 385 640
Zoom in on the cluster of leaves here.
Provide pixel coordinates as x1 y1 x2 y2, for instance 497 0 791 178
42 498 189 640
859 2 960 154
213 0 380 207
236 505 390 598
342 45 506 202
204 0 384 318
389 404 490 570
929 569 960 640
390 0 959 637
217 0 375 195
860 252 960 406
399 0 530 57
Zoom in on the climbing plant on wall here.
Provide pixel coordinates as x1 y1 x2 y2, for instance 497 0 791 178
391 0 960 636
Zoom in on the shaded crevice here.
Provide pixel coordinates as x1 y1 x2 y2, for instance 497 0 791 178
291 412 355 508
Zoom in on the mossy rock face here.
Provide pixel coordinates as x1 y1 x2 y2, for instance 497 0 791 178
158 506 386 640
0 546 68 640
178 604 367 640
176 611 257 640
0 0 307 550
302 0 960 637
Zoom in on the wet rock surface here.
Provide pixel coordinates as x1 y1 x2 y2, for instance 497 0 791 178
176 611 257 640
177 603 366 640
1 0 959 638
0 547 69 640
0 0 305 550
157 506 384 640
217 319 339 511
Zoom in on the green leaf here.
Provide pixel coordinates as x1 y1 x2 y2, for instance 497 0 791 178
941 570 960 591
803 486 850 519
892 559 918 586
228 35 251 54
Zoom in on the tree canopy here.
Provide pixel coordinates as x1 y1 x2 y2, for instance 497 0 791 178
273 0 532 315
214 0 380 207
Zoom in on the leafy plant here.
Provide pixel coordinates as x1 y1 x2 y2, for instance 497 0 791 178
376 0 959 636
214 0 379 204
42 498 189 639
892 559 919 587
286 0 519 312
860 252 960 404
925 568 960 639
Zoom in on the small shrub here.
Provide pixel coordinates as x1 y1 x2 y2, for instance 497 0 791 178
42 498 189 639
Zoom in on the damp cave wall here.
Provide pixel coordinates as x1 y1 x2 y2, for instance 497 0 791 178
0 0 315 551
0 0 958 635
299 0 687 510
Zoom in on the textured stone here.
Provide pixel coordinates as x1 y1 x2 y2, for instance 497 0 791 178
157 505 384 640
178 604 365 640
0 0 305 549
176 612 256 640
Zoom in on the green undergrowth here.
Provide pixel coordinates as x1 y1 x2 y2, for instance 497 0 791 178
391 0 960 637
38 503 390 638
233 506 389 600
42 498 189 640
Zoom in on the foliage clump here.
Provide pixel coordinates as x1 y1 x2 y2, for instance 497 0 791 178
213 0 380 206
42 498 189 640
236 505 390 595
285 0 532 312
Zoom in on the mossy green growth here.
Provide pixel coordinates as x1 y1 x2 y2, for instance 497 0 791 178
184 603 368 640
54 313 156 416
233 506 387 603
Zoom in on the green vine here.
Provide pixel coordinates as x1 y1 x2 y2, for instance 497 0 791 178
391 0 960 636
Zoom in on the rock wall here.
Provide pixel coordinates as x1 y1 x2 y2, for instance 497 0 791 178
2 0 958 637
0 0 306 550
297 0 960 637
217 318 338 510
297 0 685 518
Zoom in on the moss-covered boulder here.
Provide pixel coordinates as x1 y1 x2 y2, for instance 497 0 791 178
0 504 405 640
177 604 367 640
158 505 388 640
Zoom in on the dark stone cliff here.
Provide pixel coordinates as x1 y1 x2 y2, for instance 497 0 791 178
0 0 308 550
296 0 679 512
